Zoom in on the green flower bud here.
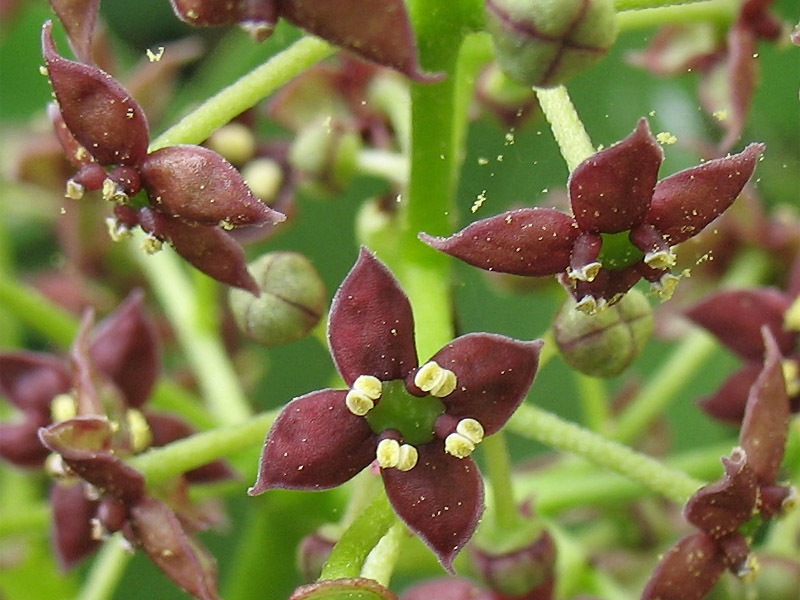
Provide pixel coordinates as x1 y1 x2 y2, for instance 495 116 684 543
289 118 362 197
206 123 257 166
554 289 653 377
485 0 618 88
229 252 326 347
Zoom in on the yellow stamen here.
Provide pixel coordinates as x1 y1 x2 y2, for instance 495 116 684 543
396 444 418 471
414 361 457 397
644 248 676 270
346 375 382 416
127 409 153 453
568 261 601 282
65 180 84 200
456 418 484 445
376 438 400 468
444 433 475 458
51 393 77 423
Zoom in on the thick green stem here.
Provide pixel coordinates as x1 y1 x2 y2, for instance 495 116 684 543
319 487 396 580
150 37 335 150
617 0 737 31
360 522 406 586
0 277 78 347
75 535 132 600
534 86 595 172
615 0 719 10
129 410 277 485
576 373 610 432
131 231 251 425
482 431 523 531
509 404 703 504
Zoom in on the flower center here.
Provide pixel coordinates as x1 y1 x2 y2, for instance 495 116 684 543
597 231 645 271
364 379 446 446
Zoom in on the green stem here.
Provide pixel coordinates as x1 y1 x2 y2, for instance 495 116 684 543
129 410 277 485
534 86 595 172
508 404 703 504
75 535 132 600
614 0 719 10
617 0 737 31
0 503 50 538
150 37 335 150
356 149 409 186
319 487 396 580
0 277 78 347
360 522 406 587
482 431 522 531
131 231 251 425
576 373 610 432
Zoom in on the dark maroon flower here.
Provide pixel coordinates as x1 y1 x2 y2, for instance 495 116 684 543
687 287 800 423
422 119 763 310
249 248 543 570
641 328 795 599
42 21 285 293
629 0 783 151
168 0 440 82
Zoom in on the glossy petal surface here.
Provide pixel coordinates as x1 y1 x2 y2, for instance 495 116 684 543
249 389 376 493
739 329 790 484
687 288 794 362
420 208 579 277
43 22 149 166
382 443 483 572
328 248 417 385
426 334 542 435
569 119 662 234
140 145 285 227
647 143 763 244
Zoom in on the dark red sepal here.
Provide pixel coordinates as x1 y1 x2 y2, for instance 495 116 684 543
424 334 542 436
0 351 71 413
697 364 760 424
48 0 100 64
0 419 52 468
328 248 418 386
139 145 285 227
684 448 757 539
647 143 764 244
569 119 663 234
129 497 221 600
420 208 579 277
248 389 377 494
50 483 101 570
381 443 484 573
42 21 149 166
641 531 726 600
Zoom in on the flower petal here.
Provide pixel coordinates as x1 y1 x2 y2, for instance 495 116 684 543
138 208 260 294
420 208 579 277
139 145 285 227
684 448 757 538
0 419 52 468
42 21 149 166
641 532 725 600
686 289 794 362
249 389 376 494
49 0 100 64
0 351 71 413
739 328 790 485
697 364 759 425
647 143 764 244
50 483 100 570
382 443 484 572
328 248 418 386
279 0 441 82
569 119 663 234
424 333 542 435
89 290 161 409
129 497 221 600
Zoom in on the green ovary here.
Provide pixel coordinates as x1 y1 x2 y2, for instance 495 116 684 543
365 380 446 445
597 231 644 270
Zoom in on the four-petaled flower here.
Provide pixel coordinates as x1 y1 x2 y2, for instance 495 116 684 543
42 20 285 294
421 119 763 312
248 248 542 570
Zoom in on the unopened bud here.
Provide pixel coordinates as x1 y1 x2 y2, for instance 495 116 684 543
289 118 361 196
472 530 557 597
207 123 257 166
554 289 653 377
229 252 326 347
486 0 618 88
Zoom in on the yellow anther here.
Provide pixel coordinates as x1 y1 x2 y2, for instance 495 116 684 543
644 249 677 270
376 438 400 468
784 296 800 332
737 554 759 582
127 409 153 453
444 433 475 459
51 393 77 423
396 444 418 471
781 360 800 396
141 235 163 254
456 418 484 445
345 390 374 416
414 361 457 398
106 217 132 242
352 375 382 400
568 261 601 282
65 180 84 200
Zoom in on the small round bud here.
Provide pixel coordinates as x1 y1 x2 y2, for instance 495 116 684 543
207 123 257 166
472 529 557 597
229 252 326 347
241 158 284 204
289 118 362 196
554 289 653 378
485 0 618 88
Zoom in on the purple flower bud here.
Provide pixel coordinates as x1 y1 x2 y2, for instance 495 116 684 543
471 530 557 597
641 531 725 600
